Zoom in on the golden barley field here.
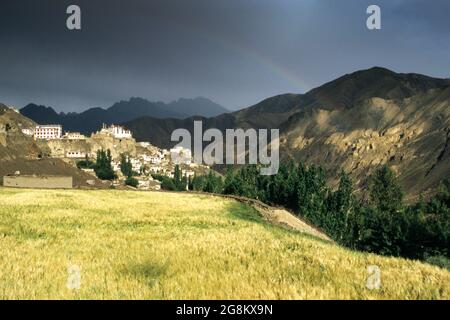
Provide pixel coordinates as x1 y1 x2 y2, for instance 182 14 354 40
0 187 448 300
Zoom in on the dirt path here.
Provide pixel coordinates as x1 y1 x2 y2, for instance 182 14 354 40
206 193 333 242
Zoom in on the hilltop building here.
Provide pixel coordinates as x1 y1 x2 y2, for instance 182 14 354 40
34 125 62 140
98 124 133 139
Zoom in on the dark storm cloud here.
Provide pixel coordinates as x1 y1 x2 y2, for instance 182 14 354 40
0 0 449 112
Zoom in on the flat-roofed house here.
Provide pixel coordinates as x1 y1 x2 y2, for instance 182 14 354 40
21 128 34 136
35 125 62 140
63 132 86 140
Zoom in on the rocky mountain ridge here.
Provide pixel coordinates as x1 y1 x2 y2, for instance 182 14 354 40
123 67 450 198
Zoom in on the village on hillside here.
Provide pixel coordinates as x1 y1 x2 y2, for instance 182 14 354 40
8 109 209 190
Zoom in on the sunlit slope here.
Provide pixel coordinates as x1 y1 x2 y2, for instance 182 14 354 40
0 188 448 299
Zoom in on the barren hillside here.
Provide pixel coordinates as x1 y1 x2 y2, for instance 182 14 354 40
124 68 450 198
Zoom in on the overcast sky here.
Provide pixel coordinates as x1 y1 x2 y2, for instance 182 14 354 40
0 0 449 112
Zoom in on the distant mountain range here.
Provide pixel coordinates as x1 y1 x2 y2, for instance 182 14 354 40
123 67 450 198
20 97 228 134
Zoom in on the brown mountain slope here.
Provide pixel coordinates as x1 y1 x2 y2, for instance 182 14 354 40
280 86 450 199
123 67 450 198
280 69 450 198
0 103 41 160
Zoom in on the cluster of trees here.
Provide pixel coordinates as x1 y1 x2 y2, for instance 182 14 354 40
152 165 188 191
76 155 95 170
154 166 223 193
120 154 138 187
93 149 116 181
189 163 449 264
77 150 139 187
153 166 224 193
191 171 223 194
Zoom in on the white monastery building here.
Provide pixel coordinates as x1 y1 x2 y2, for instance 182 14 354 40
34 125 62 140
99 124 133 139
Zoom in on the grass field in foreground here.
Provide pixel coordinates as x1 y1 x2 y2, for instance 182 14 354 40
0 188 449 299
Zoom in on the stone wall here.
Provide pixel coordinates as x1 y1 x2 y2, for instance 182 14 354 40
3 175 73 189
